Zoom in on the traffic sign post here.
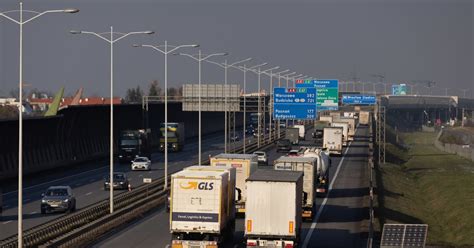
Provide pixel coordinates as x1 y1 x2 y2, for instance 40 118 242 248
296 79 339 111
273 87 317 120
342 94 376 105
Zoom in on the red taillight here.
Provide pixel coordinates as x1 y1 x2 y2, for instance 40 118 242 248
284 244 293 248
247 241 257 246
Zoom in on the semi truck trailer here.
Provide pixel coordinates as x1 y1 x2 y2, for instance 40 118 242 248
302 147 331 195
118 129 152 163
359 111 370 125
332 122 349 146
285 127 300 145
323 127 343 155
245 170 303 248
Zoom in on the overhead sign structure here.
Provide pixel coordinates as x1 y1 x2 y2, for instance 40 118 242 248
296 79 339 111
273 87 317 120
342 94 376 105
391 84 407 95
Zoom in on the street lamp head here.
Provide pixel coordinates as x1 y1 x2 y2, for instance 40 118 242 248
172 53 181 56
192 44 200 48
220 53 228 56
69 30 82 34
63 8 80 13
143 31 155 35
132 44 142 48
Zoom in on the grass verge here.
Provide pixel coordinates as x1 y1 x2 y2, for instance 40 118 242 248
375 131 474 247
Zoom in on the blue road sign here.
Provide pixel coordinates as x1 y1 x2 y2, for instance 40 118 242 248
342 94 376 105
295 79 339 111
273 87 317 120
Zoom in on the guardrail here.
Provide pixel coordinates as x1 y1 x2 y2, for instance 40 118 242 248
367 119 375 248
1 129 290 248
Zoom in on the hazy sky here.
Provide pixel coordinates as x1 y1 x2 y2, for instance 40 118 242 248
0 0 472 97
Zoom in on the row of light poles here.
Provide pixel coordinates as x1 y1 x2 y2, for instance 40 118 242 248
0 3 314 247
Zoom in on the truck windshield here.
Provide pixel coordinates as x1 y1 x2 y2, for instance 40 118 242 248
120 139 138 146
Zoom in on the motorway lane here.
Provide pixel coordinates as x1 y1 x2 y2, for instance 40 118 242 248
0 132 254 240
94 127 370 248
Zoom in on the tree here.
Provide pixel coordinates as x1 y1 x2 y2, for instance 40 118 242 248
167 87 178 100
148 80 162 96
124 85 144 103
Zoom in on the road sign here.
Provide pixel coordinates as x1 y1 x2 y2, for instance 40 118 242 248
342 94 376 105
143 178 152 183
273 87 317 120
391 84 407 95
296 79 339 111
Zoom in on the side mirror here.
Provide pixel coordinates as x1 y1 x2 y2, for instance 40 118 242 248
131 160 134 163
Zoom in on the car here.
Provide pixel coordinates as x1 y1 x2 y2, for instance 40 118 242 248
131 157 151 171
104 172 129 190
276 139 292 152
253 151 268 165
41 186 76 214
287 149 301 157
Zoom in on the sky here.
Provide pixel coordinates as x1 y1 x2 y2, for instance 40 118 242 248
0 0 472 98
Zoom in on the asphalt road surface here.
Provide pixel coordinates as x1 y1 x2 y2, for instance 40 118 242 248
93 126 370 248
0 131 255 240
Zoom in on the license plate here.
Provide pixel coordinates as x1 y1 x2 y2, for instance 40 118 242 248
237 208 246 213
50 204 59 207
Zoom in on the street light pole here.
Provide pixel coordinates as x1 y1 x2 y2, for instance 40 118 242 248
246 63 268 148
133 42 198 189
175 51 227 165
273 69 289 138
260 66 280 142
0 4 79 246
71 28 154 213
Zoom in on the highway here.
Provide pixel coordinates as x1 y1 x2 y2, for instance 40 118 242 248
93 126 370 248
0 131 253 240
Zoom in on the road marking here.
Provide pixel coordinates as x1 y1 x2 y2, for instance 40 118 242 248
30 211 37 215
85 192 93 196
2 166 108 197
302 139 353 248
3 221 12 225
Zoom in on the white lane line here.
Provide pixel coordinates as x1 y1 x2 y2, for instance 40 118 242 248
302 140 353 248
3 221 12 225
30 211 37 215
85 192 93 196
2 166 107 197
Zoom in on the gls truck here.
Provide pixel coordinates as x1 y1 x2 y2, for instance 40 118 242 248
274 156 317 220
160 122 185 152
245 170 303 248
323 127 343 155
302 147 331 195
210 154 258 213
170 170 235 248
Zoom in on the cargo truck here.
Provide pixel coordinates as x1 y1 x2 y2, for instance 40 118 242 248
170 170 235 248
319 116 333 125
338 117 356 141
245 170 303 248
332 122 349 146
210 154 258 213
302 147 331 195
293 125 306 140
274 156 317 220
285 127 300 145
118 129 152 163
323 127 343 155
359 111 370 125
312 121 330 141
160 122 185 152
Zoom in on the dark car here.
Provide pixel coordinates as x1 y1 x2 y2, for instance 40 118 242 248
41 186 76 214
276 139 292 152
104 172 129 190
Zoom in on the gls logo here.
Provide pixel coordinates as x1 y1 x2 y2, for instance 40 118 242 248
179 181 214 190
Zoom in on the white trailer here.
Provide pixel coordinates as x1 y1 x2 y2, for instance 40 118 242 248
323 127 343 155
302 147 331 195
274 156 317 220
332 122 349 146
293 125 306 140
170 170 235 247
319 116 333 125
359 111 370 125
245 170 303 248
210 153 258 213
339 117 356 141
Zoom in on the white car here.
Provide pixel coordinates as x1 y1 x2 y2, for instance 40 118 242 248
253 151 268 165
131 157 151 171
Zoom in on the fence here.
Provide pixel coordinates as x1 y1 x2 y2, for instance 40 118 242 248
434 130 474 162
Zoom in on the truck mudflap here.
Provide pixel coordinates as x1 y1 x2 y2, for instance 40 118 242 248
171 240 217 248
246 239 295 248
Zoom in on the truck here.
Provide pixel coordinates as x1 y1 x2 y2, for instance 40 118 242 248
285 127 300 145
274 156 317 220
332 122 349 146
170 169 235 248
245 170 303 248
276 139 292 153
302 147 331 195
210 153 258 213
118 129 152 163
293 125 306 140
338 117 356 141
323 127 343 155
359 111 370 125
319 116 333 125
312 121 330 141
160 122 185 152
